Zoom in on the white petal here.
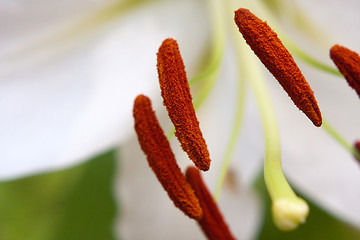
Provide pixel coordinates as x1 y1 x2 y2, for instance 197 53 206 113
0 0 118 55
0 0 211 179
275 0 360 227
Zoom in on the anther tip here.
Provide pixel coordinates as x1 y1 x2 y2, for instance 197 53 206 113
314 115 322 127
159 38 178 50
330 44 343 58
234 8 250 15
185 166 199 178
234 8 251 20
134 94 149 104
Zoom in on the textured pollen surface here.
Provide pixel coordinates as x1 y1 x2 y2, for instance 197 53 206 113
234 8 322 127
330 44 360 99
157 38 211 171
133 95 203 220
186 167 236 240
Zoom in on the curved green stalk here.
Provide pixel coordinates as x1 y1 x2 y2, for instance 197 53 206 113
284 41 341 77
231 0 309 230
193 0 226 109
214 66 247 201
188 50 223 85
322 120 360 162
167 0 225 139
238 38 308 231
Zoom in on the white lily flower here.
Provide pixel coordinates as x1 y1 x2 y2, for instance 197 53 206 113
1 0 360 239
119 0 360 239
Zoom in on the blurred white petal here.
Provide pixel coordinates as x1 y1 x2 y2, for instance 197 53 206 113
119 0 360 238
276 0 360 228
0 0 118 55
0 0 211 179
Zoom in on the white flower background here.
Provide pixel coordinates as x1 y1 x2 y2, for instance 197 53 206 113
0 0 360 239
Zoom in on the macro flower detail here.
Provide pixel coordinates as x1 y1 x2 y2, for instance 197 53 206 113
186 166 236 240
330 44 360 98
157 38 211 171
2 0 360 239
133 38 237 238
133 94 203 220
234 8 322 127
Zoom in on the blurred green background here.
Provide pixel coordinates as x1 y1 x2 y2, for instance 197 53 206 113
0 151 116 240
0 150 359 240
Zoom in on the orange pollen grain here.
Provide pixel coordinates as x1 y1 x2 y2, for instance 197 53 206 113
330 44 360 99
234 8 322 127
133 94 203 220
156 38 211 171
186 167 236 240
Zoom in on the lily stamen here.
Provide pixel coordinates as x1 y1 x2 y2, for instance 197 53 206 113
157 38 211 171
234 8 322 127
133 94 203 220
186 166 236 240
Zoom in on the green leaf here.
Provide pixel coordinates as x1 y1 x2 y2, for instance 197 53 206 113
0 150 117 240
254 173 360 240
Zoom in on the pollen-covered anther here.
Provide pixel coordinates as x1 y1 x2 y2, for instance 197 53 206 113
186 166 236 240
234 8 322 127
133 94 203 220
157 38 211 171
330 44 360 99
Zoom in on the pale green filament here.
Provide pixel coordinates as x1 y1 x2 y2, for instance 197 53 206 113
237 37 308 231
167 0 225 139
284 41 341 77
214 65 247 201
322 120 360 161
230 0 309 229
193 0 226 109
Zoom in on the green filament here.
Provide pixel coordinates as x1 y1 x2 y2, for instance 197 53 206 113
167 0 226 139
214 68 247 201
285 42 342 77
322 120 360 162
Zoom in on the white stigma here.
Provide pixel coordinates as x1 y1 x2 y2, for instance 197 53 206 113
272 197 309 231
